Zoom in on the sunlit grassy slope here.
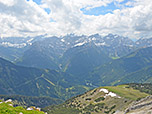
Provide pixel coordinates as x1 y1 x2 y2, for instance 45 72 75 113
43 84 150 114
0 102 45 114
103 85 148 100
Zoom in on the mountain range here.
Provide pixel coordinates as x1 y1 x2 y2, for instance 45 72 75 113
0 57 92 100
1 33 152 113
0 34 152 94
0 33 136 63
88 46 152 86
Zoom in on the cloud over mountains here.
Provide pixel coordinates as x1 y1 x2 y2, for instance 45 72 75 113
0 0 152 39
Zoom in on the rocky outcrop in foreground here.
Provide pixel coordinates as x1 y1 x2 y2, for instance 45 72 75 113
125 95 152 114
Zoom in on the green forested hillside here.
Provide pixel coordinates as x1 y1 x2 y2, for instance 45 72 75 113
128 83 152 95
88 47 152 86
61 43 111 79
0 57 90 100
118 66 152 84
16 42 59 70
1 45 152 111
0 46 26 62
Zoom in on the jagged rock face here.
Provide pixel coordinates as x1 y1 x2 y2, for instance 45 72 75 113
125 96 152 114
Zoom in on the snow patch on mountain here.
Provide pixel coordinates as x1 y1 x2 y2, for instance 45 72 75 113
99 88 121 98
61 39 65 42
74 41 87 47
99 88 109 93
95 42 106 46
27 38 34 43
1 42 27 48
91 37 96 41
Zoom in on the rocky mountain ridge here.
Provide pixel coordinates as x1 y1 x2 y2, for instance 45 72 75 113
43 84 151 114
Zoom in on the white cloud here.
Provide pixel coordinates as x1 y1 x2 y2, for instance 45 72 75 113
0 0 54 37
0 0 15 6
79 0 152 38
0 0 152 39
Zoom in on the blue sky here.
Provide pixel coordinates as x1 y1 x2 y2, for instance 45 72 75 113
81 2 118 16
30 0 131 16
81 0 133 16
27 0 42 5
33 0 42 4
